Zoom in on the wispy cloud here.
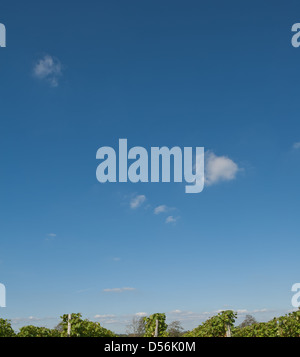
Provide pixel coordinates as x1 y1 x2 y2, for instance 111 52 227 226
128 196 178 224
94 314 116 319
252 308 268 313
135 312 147 317
170 309 182 314
205 151 239 186
293 142 300 149
166 307 273 325
154 205 175 215
75 288 92 294
33 55 62 87
154 205 168 214
45 233 57 241
103 287 136 293
12 316 40 322
10 316 58 327
101 319 120 324
165 216 178 224
130 195 146 209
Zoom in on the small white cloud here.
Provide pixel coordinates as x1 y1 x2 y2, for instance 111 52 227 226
45 233 57 241
135 312 147 317
103 319 120 324
33 55 62 87
103 287 136 293
236 309 248 314
293 142 300 149
154 205 168 214
94 314 115 319
29 316 38 320
130 195 146 209
252 308 268 313
113 257 121 261
11 316 40 323
76 288 91 294
205 151 239 186
165 216 177 224
287 308 299 313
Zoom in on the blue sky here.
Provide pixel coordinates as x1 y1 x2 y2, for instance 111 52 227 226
0 0 300 333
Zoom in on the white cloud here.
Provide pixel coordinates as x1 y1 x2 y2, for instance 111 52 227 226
154 205 168 214
113 257 121 261
130 195 146 209
103 287 136 293
45 233 57 241
287 308 299 313
135 312 147 317
205 151 239 186
94 314 115 319
293 142 300 149
33 55 62 87
166 307 274 326
75 288 92 294
252 308 268 313
10 316 53 324
102 319 120 324
165 216 177 224
29 316 38 320
167 310 212 323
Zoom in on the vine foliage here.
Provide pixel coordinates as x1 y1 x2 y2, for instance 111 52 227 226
143 313 168 337
184 310 237 337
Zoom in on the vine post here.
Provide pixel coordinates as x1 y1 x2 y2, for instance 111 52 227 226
67 314 71 337
154 319 159 337
225 323 231 337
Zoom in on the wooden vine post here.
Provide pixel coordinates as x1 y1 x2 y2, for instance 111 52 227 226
225 323 231 337
67 314 71 337
154 319 159 337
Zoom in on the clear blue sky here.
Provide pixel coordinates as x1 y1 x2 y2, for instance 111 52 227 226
0 0 300 333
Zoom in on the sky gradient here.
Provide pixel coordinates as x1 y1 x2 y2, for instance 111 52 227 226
0 0 300 333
